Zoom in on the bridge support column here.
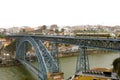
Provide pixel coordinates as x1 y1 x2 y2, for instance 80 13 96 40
49 43 64 80
76 45 90 72
51 43 61 72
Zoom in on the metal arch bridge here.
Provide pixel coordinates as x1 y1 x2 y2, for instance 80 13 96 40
7 35 120 80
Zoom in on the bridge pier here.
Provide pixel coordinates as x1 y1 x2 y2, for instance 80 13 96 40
51 42 61 72
49 43 64 80
76 45 90 72
47 72 64 80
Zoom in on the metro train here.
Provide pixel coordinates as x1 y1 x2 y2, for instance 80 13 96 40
75 33 117 38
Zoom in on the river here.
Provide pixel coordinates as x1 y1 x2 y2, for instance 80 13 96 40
0 52 119 80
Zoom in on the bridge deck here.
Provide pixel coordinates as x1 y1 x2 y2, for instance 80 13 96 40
7 35 120 51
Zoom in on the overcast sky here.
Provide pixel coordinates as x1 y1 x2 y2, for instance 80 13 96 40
0 0 120 28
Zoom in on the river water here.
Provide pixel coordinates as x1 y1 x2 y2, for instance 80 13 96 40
0 52 119 80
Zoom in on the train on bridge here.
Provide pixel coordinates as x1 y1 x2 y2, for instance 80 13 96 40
26 32 120 39
75 33 117 38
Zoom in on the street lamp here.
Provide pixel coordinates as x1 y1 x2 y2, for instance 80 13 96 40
6 53 10 60
3 53 10 60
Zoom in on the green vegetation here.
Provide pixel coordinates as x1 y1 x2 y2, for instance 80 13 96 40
55 29 59 35
5 40 32 55
42 25 47 30
5 40 16 55
112 57 120 77
17 65 35 80
26 42 32 51
0 34 5 38
61 28 65 32
65 44 70 47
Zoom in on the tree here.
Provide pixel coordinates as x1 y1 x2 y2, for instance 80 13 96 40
20 29 26 34
42 25 47 30
112 57 120 77
61 28 65 35
26 42 32 51
22 29 26 32
5 40 16 55
61 28 65 32
42 25 47 34
0 34 5 38
55 29 59 35
5 40 32 55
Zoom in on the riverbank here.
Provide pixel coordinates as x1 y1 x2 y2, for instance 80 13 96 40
59 49 113 57
0 50 114 66
0 60 36 80
0 59 21 67
0 65 35 80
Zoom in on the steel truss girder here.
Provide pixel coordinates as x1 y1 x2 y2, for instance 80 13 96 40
16 36 59 80
32 36 120 51
8 35 120 51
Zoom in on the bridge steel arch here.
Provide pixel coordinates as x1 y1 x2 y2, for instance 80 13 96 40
16 36 60 80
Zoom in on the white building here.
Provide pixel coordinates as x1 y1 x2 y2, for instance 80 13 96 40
7 27 21 34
